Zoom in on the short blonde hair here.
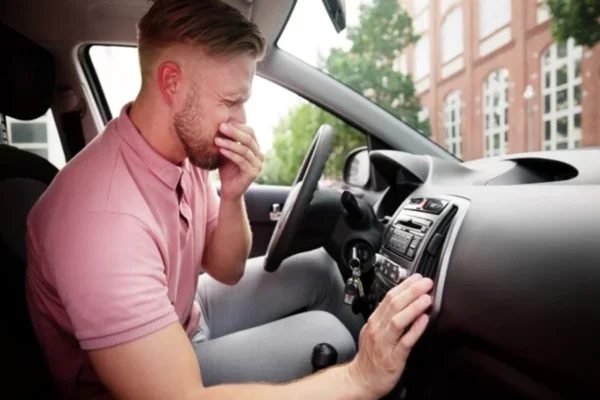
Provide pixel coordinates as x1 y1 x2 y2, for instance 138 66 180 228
137 0 266 78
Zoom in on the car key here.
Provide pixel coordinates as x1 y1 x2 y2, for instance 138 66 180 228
343 277 359 305
355 276 364 298
350 246 365 298
352 268 364 298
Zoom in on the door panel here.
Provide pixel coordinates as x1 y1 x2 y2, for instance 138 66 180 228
216 184 291 258
243 184 291 257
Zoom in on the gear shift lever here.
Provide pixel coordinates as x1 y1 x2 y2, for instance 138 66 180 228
311 343 338 372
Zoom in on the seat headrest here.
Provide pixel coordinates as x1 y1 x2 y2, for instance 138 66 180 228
0 23 56 120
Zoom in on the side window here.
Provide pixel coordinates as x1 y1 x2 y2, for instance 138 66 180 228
4 111 66 169
247 77 366 188
87 45 367 188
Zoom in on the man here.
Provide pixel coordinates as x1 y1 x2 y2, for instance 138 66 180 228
25 0 433 398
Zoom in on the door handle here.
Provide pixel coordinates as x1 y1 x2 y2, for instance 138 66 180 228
269 203 282 221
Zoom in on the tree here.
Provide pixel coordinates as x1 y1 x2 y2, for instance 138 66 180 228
254 103 365 186
547 0 600 47
257 0 429 186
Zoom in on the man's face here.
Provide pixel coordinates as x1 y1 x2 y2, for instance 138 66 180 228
173 53 256 170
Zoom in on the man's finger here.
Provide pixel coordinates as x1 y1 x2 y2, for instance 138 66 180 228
231 122 258 142
220 123 263 161
233 124 264 162
380 277 433 327
219 148 259 177
385 293 431 345
215 138 262 169
370 274 423 323
393 313 429 359
389 274 425 298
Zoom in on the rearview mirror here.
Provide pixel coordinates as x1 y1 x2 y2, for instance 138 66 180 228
322 0 346 33
343 147 370 188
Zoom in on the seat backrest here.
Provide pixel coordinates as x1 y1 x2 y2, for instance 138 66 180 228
0 145 60 398
0 22 62 398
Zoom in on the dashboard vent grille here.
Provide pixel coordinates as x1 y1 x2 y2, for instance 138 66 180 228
417 206 458 279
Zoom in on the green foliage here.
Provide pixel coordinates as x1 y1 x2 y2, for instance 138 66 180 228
255 103 364 186
258 0 429 186
547 0 600 47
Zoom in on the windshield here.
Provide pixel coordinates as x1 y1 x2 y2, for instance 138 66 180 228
278 0 597 160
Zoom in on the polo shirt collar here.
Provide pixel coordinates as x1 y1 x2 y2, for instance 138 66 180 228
115 102 184 191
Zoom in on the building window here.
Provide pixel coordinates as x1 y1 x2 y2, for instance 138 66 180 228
483 69 510 157
393 53 408 74
413 0 429 16
444 91 462 158
414 35 430 80
440 0 457 15
441 7 464 63
541 38 583 150
479 0 511 38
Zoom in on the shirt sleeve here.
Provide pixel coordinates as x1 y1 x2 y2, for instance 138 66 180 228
46 211 178 350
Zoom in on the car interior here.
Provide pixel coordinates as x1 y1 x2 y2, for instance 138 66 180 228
1 0 599 399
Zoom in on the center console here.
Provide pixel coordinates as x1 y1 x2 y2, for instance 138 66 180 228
370 196 465 307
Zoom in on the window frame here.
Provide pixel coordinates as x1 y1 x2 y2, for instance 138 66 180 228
80 45 127 124
541 38 583 151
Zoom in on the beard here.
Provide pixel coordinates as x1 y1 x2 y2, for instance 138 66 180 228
173 88 223 170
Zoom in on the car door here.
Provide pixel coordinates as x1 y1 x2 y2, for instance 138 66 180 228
214 183 289 258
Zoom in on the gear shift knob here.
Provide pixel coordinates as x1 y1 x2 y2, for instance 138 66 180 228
311 343 338 372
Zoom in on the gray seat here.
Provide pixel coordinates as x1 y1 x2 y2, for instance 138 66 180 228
0 23 61 398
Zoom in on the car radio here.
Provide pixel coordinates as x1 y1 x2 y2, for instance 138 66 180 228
369 197 456 304
384 210 435 261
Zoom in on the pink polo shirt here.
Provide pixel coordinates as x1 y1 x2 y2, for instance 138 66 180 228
25 103 219 399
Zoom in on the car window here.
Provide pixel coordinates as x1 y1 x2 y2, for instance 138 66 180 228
3 111 66 169
87 45 366 187
278 0 599 160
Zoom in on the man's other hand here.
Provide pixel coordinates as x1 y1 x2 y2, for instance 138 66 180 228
348 274 433 399
215 122 263 201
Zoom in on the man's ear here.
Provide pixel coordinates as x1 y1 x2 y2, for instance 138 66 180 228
157 62 182 106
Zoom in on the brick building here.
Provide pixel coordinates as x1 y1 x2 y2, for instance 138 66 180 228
399 0 600 160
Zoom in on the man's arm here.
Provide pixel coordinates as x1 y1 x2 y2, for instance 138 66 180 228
202 122 263 285
88 322 367 400
202 196 252 285
88 275 434 400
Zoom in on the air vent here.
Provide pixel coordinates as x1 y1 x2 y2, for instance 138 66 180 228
416 206 458 279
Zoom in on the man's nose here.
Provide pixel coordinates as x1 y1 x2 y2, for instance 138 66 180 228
230 105 246 125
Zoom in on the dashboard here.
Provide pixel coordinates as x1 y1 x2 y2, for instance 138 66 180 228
366 148 600 399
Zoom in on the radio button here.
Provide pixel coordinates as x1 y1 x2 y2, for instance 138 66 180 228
423 199 448 214
410 236 422 249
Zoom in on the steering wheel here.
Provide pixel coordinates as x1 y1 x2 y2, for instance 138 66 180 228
263 124 335 272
